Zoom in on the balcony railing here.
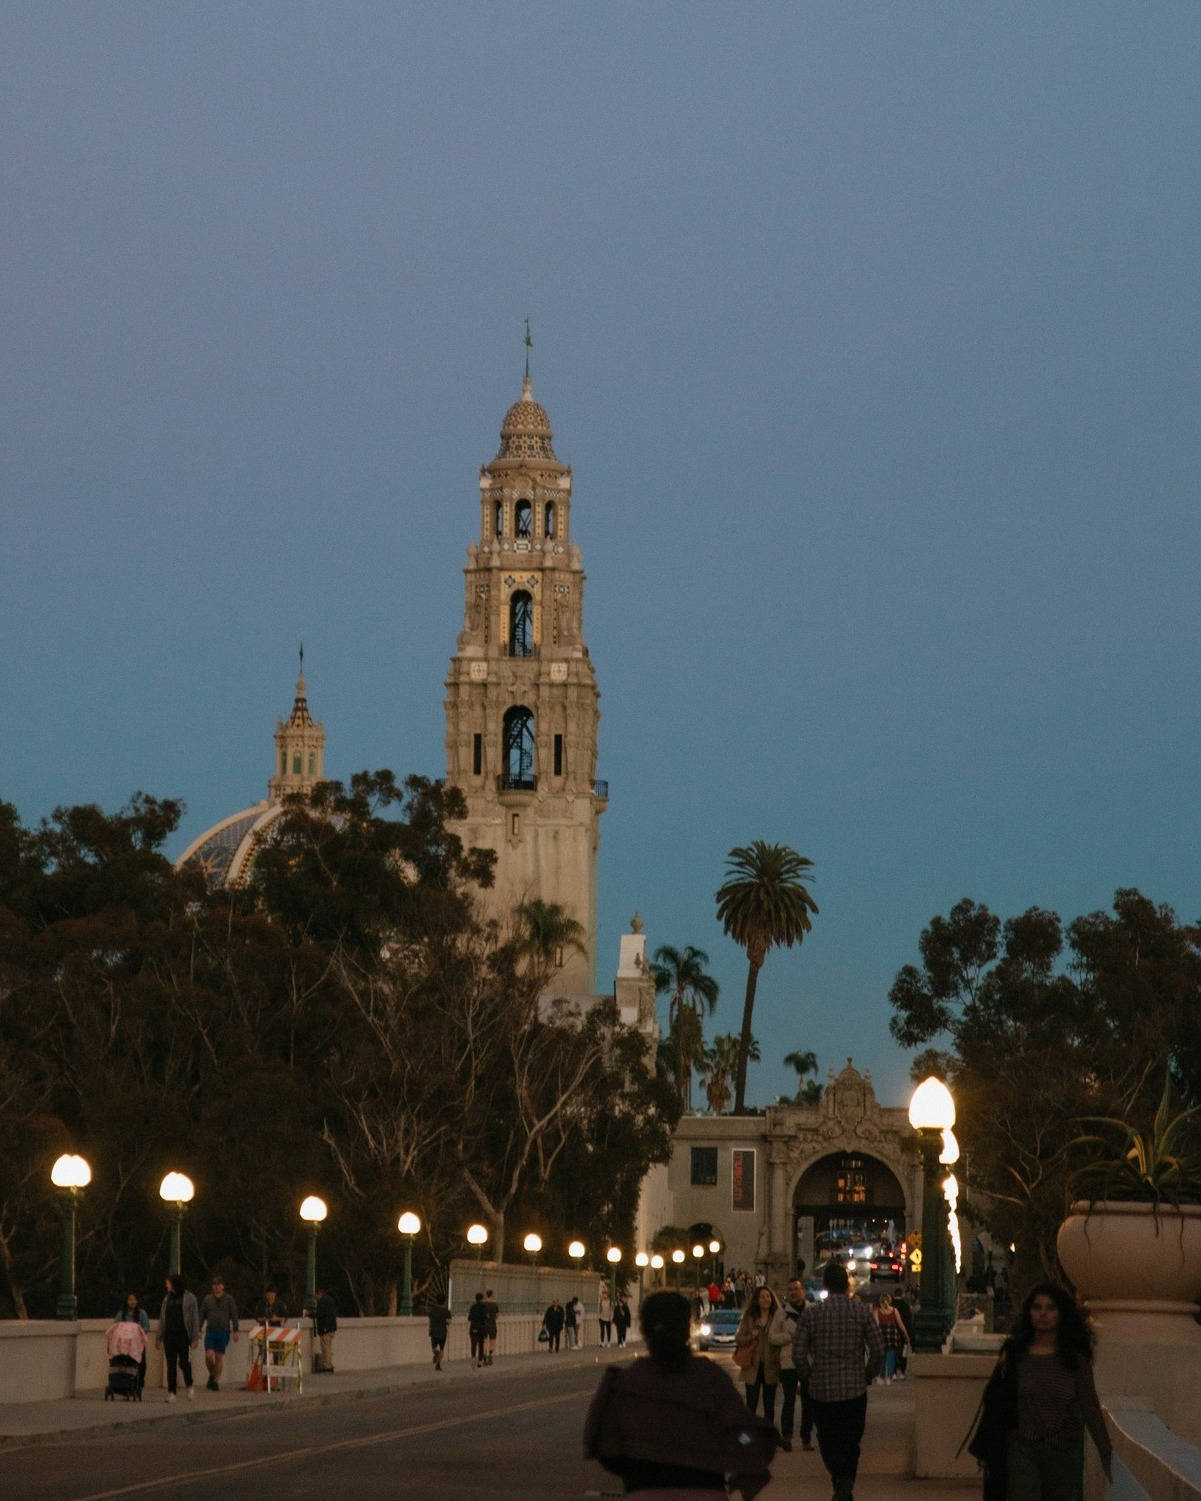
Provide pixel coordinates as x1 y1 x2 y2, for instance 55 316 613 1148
497 773 538 793
592 780 609 798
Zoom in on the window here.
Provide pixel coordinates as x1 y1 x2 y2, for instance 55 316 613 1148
509 591 533 657
553 733 563 776
836 1156 867 1206
308 752 316 774
280 751 287 774
292 753 301 774
511 812 520 836
515 500 532 538
544 501 556 538
494 500 503 538
501 705 536 789
473 733 483 776
691 1147 718 1187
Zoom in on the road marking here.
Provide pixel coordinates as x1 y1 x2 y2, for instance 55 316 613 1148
62 1388 585 1501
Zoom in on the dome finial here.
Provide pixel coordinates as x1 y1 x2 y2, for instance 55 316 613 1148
523 317 533 397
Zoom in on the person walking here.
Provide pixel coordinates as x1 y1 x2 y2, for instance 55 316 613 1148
969 1282 1112 1500
156 1274 199 1402
198 1276 239 1391
468 1291 489 1368
306 1285 337 1372
542 1297 565 1352
565 1293 579 1349
428 1293 451 1370
792 1260 884 1501
598 1282 613 1346
483 1288 499 1365
584 1289 778 1499
875 1293 906 1383
779 1276 814 1453
253 1284 288 1326
734 1284 790 1427
116 1292 151 1393
613 1295 631 1348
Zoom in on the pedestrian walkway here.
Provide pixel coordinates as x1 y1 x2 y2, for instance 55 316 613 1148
0 1347 982 1498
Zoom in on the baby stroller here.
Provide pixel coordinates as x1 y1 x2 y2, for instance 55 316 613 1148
105 1320 147 1401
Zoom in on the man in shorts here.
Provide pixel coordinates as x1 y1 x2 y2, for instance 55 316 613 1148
199 1277 240 1391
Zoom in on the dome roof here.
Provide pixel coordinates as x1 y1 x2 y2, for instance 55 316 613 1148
496 376 557 461
176 802 285 890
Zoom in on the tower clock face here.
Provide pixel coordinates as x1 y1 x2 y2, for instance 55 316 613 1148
550 662 567 681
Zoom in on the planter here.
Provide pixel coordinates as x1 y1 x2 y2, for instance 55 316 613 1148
1057 1200 1201 1317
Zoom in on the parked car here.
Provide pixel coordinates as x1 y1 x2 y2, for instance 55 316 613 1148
695 1307 742 1352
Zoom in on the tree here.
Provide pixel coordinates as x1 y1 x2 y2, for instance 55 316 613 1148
650 944 719 1110
888 891 1201 1297
701 1033 758 1116
783 1049 823 1106
715 842 818 1113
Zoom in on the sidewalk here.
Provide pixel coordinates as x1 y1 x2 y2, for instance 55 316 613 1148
0 1349 981 1498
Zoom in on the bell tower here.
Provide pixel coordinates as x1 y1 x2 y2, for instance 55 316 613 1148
445 370 607 993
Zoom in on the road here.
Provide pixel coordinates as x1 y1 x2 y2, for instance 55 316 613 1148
0 1362 616 1501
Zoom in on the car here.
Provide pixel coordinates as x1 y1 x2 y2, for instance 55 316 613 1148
695 1307 742 1351
802 1278 829 1304
868 1250 905 1282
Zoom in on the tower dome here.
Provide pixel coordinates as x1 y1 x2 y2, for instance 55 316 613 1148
496 375 557 461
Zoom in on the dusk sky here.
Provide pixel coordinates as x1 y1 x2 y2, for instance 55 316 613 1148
4 4 1199 1111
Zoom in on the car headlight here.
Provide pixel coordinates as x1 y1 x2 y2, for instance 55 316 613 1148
699 1322 712 1337
846 1259 856 1272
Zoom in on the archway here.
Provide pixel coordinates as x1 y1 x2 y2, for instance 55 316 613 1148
790 1151 907 1276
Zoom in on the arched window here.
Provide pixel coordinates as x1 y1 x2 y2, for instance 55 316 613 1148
494 499 503 538
280 751 287 774
509 590 533 657
501 706 536 790
308 752 316 774
515 500 532 539
544 502 556 538
292 753 301 774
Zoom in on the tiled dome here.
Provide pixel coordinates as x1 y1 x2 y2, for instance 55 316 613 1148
497 376 557 460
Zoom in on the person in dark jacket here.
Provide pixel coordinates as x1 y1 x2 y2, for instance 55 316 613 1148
542 1298 565 1352
156 1274 199 1401
468 1292 490 1368
584 1289 778 1498
428 1293 451 1370
613 1296 631 1348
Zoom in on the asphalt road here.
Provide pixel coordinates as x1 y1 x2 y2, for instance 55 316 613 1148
0 1362 618 1501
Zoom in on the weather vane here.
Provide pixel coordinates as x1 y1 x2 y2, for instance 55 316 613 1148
524 318 532 382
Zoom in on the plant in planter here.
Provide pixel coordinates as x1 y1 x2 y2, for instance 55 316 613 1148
1057 1075 1201 1315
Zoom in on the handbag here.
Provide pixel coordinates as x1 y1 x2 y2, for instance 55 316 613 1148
732 1338 756 1372
537 1328 549 1343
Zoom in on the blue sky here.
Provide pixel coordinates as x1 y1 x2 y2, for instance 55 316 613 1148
3 3 1199 1110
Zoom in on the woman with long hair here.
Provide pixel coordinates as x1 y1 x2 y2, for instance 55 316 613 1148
733 1285 790 1428
874 1293 906 1384
584 1290 778 1498
970 1282 1112 1499
155 1273 199 1402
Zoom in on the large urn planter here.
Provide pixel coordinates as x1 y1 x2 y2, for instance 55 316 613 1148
1057 1201 1201 1335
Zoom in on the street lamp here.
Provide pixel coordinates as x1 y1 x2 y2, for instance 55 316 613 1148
650 1253 664 1288
158 1171 195 1277
606 1246 622 1307
671 1248 685 1288
635 1250 649 1304
51 1154 91 1320
691 1243 704 1293
909 1076 956 1351
568 1239 585 1268
397 1211 421 1316
467 1223 488 1261
299 1196 327 1307
523 1232 542 1268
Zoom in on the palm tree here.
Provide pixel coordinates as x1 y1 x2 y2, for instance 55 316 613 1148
715 841 818 1114
650 944 719 1110
784 1049 823 1105
512 899 586 988
702 1032 758 1115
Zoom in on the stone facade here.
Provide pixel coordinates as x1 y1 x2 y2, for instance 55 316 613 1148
661 1061 923 1284
443 375 606 994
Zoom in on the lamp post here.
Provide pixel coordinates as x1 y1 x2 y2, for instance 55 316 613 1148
708 1238 721 1285
51 1154 91 1320
635 1251 649 1304
568 1239 585 1273
691 1243 704 1296
467 1223 489 1261
523 1232 542 1269
650 1253 664 1289
909 1076 957 1352
606 1246 622 1307
299 1196 327 1308
397 1211 420 1316
158 1171 195 1277
671 1248 685 1288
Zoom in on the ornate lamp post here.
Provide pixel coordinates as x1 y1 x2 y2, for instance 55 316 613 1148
708 1238 721 1284
606 1246 622 1308
51 1154 91 1320
671 1248 685 1288
691 1243 704 1295
523 1231 542 1269
467 1223 489 1261
650 1252 664 1289
299 1196 327 1308
909 1076 957 1352
397 1211 421 1316
634 1251 649 1304
158 1171 194 1277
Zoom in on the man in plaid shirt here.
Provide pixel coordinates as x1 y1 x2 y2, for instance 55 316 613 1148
792 1260 884 1501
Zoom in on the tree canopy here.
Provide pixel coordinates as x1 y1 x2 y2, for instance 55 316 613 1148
889 889 1201 1294
0 779 678 1318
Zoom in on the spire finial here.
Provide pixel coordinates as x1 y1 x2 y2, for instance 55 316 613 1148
523 318 533 393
